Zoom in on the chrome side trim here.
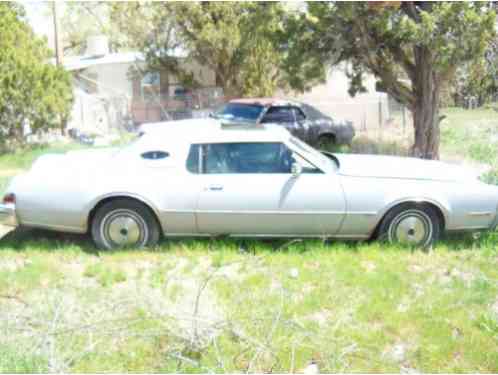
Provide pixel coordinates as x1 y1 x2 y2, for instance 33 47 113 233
231 234 369 239
450 225 492 231
467 212 493 217
163 233 211 237
489 205 498 230
183 233 370 239
348 211 378 216
19 221 86 234
163 209 346 215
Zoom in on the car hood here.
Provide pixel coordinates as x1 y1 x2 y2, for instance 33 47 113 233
334 154 479 182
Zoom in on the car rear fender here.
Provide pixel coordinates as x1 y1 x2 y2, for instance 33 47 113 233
84 192 162 232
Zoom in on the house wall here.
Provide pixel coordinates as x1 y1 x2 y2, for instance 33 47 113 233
83 63 134 98
69 58 219 128
131 60 218 124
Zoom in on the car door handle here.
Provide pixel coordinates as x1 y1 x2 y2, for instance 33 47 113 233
207 184 224 191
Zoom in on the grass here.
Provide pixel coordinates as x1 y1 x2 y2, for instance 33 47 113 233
83 262 127 287
0 345 48 373
325 107 498 165
0 232 497 372
0 109 498 372
439 107 498 164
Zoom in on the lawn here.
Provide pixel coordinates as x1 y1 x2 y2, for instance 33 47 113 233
0 109 498 372
0 233 497 373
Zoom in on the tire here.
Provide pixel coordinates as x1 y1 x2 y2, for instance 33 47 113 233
91 199 160 250
316 134 336 150
378 203 441 248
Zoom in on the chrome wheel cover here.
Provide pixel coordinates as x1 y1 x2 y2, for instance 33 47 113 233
388 209 433 247
100 209 148 248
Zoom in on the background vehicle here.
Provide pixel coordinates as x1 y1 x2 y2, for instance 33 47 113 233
1 119 497 250
212 98 355 147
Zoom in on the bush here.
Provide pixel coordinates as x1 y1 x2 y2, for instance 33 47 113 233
480 169 498 185
0 3 73 144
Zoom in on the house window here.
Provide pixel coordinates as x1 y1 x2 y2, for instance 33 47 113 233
141 72 160 101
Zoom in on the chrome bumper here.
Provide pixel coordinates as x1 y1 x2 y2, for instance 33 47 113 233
0 203 18 228
490 205 498 230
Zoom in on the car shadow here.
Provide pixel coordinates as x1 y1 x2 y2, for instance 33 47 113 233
0 228 350 255
0 226 485 254
0 227 99 254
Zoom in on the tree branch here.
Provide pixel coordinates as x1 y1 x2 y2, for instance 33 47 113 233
352 18 416 107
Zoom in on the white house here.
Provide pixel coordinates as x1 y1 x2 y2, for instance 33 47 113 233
61 36 220 134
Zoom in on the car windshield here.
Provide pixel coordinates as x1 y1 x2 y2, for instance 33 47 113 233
213 103 264 122
289 136 339 171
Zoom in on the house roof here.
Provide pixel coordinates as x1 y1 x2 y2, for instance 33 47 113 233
54 48 188 71
53 52 144 71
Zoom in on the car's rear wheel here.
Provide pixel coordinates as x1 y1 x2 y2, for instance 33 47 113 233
378 204 441 248
91 199 160 250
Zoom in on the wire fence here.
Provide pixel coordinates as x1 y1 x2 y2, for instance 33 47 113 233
67 86 225 136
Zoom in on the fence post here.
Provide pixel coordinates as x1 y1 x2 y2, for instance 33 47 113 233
402 105 406 134
378 98 383 128
378 99 383 141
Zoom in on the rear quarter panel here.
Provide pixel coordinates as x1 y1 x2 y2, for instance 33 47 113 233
11 160 181 233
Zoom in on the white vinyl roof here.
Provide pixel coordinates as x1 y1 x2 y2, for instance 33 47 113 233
138 118 290 145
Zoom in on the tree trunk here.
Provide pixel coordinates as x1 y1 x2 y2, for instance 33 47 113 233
411 48 441 160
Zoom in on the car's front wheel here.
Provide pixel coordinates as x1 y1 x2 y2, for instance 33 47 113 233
91 199 160 250
378 204 441 248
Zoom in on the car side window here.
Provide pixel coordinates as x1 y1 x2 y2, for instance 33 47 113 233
201 142 321 174
293 107 306 122
186 144 201 173
260 106 294 124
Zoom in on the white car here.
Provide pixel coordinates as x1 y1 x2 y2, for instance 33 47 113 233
1 118 498 250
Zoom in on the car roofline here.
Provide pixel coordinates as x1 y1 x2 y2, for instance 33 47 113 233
228 98 300 107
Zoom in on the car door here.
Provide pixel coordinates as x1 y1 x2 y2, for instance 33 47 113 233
260 106 306 140
191 141 346 236
291 106 313 143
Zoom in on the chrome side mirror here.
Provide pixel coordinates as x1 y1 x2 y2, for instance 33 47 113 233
291 162 302 178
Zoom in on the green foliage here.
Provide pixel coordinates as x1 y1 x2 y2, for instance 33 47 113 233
0 3 73 149
451 36 498 107
280 2 496 159
111 2 287 97
83 263 127 287
282 2 495 102
480 169 498 186
0 345 48 373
